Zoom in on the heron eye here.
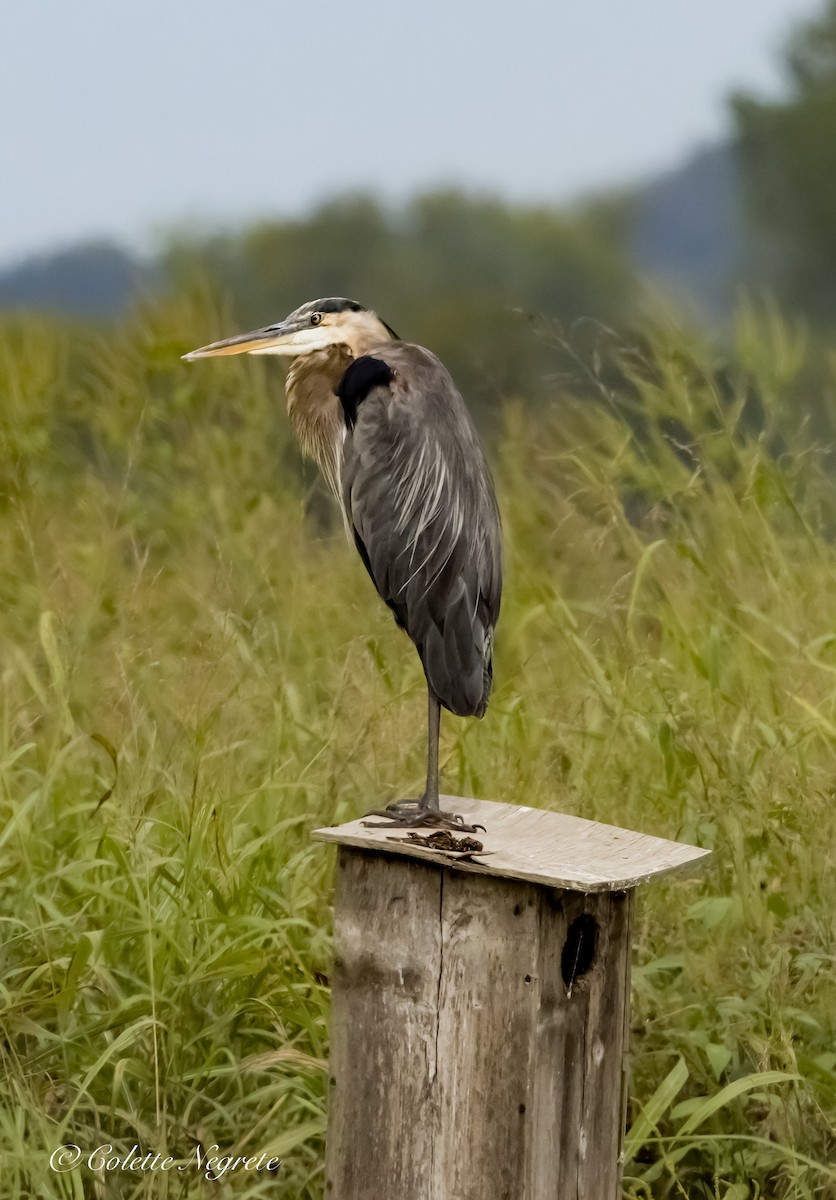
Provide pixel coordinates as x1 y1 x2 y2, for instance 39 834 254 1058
310 313 323 326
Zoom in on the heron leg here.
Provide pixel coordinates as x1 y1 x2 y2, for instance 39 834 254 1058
424 690 441 810
361 691 485 832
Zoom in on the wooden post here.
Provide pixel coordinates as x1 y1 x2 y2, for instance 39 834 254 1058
314 797 709 1200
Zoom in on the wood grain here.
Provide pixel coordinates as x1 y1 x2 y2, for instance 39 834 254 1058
324 846 638 1199
314 795 710 892
325 848 441 1196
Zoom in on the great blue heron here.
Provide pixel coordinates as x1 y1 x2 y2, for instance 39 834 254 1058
184 298 502 831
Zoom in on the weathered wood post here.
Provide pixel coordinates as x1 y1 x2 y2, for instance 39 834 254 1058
314 797 709 1200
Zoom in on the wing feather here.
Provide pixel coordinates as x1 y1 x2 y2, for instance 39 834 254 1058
340 344 501 717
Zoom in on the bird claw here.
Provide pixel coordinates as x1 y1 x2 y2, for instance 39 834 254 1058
361 802 485 834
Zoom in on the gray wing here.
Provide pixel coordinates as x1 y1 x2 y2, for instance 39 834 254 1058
340 343 502 718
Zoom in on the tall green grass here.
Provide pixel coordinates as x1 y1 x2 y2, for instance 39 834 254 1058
0 298 834 1197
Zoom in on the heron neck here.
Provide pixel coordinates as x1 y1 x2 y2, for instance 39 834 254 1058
286 346 354 497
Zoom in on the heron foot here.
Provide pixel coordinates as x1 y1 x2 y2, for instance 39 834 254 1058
361 800 485 833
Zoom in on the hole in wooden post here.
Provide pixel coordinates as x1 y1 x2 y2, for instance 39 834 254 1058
561 914 598 989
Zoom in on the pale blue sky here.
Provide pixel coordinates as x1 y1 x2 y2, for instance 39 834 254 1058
0 0 822 267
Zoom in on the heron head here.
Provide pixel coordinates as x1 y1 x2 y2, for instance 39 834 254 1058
182 298 398 362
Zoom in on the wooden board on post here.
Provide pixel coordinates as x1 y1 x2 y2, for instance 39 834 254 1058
314 797 709 1200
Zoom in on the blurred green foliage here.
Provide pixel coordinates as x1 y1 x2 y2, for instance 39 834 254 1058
734 0 836 320
165 190 638 413
0 294 835 1197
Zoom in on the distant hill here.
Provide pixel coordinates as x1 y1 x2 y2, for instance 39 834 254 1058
0 240 156 318
0 149 747 326
628 143 744 323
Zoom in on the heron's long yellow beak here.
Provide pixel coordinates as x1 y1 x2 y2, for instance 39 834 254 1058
182 323 290 361
182 318 334 361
